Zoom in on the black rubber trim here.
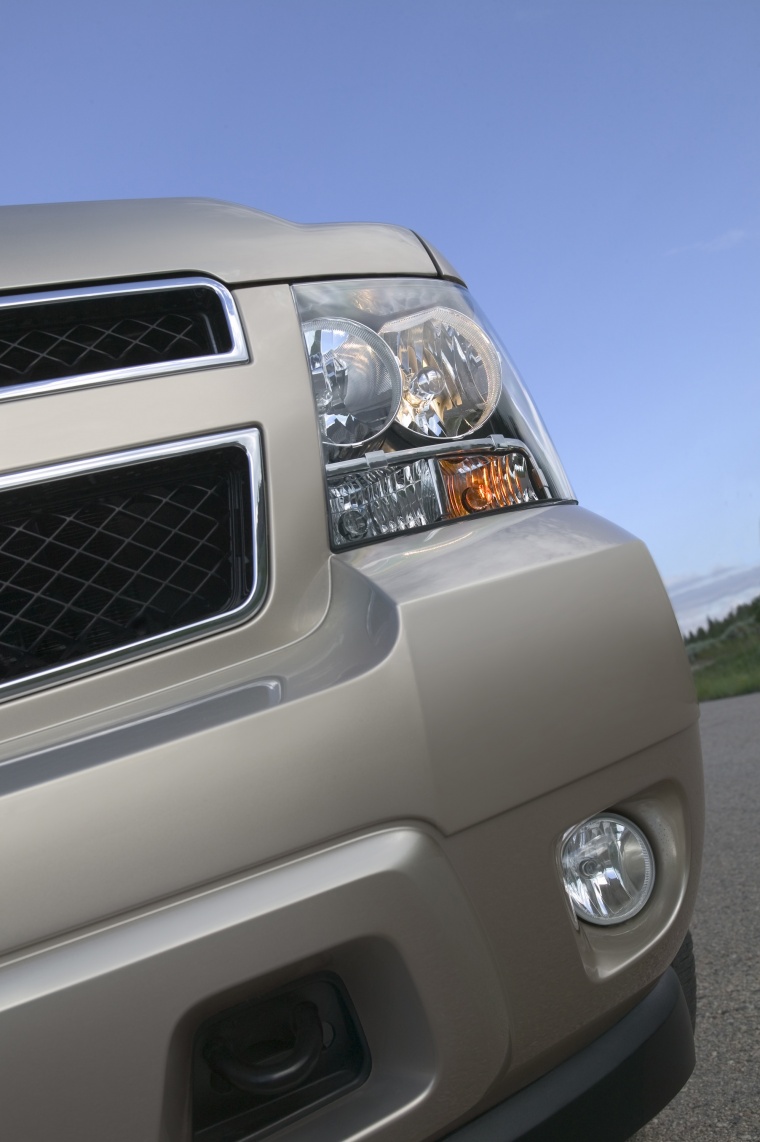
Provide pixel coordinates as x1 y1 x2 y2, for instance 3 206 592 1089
410 230 467 285
441 968 694 1142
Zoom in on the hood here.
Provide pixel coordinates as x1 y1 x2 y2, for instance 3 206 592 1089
0 197 441 292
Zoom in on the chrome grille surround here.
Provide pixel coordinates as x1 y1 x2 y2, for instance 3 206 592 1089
0 277 248 402
0 430 265 700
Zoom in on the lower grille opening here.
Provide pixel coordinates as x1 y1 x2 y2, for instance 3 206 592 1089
0 443 255 691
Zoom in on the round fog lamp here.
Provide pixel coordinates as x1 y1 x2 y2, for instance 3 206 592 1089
560 814 655 926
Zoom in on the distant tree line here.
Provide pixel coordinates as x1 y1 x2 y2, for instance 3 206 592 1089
686 593 760 644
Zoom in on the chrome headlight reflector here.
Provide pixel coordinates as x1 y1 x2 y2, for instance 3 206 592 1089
294 278 574 549
560 814 656 926
302 318 402 451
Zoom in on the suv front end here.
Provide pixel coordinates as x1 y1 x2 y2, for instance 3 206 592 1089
0 198 702 1142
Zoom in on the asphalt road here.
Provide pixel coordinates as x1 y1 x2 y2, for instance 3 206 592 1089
634 692 760 1141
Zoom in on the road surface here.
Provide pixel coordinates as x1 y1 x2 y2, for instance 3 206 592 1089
634 692 760 1140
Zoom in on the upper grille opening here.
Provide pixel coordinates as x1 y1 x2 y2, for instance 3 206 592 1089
0 279 245 396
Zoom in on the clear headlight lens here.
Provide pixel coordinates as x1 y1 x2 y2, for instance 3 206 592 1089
380 307 501 439
302 318 402 451
560 814 655 926
294 278 574 548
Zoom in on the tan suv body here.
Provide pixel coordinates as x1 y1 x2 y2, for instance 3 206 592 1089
0 199 702 1142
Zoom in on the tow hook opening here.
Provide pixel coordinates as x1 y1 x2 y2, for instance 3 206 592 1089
191 973 370 1141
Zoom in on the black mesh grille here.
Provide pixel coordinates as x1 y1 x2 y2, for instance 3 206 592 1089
0 285 234 389
0 446 253 687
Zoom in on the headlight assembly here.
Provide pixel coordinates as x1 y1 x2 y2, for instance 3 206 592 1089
293 278 574 549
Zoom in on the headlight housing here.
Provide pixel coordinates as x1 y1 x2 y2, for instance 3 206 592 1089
293 278 574 549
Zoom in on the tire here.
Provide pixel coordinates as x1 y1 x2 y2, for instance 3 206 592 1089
671 930 697 1031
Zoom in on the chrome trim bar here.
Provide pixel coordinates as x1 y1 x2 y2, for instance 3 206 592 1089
0 429 266 701
0 277 249 403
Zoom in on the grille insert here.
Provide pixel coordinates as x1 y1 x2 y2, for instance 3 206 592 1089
0 278 247 399
0 438 261 694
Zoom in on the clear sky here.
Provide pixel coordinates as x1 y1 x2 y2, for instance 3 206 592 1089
1 0 758 615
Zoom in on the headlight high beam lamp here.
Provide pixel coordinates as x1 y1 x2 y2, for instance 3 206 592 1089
301 318 403 452
293 279 575 550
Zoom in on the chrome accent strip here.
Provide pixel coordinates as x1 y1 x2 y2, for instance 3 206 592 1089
0 277 249 403
0 429 266 701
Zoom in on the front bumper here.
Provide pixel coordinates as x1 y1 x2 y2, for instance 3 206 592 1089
0 504 702 1140
443 967 694 1142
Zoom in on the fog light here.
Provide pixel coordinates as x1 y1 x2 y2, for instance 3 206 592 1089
560 814 655 926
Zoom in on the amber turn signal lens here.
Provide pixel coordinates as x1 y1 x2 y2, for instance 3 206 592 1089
438 451 540 518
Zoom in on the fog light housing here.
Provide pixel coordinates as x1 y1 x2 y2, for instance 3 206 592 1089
560 814 655 926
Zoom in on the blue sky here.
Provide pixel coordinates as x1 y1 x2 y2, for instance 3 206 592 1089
2 0 758 623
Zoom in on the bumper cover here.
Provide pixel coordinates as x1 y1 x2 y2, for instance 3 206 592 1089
443 967 694 1142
